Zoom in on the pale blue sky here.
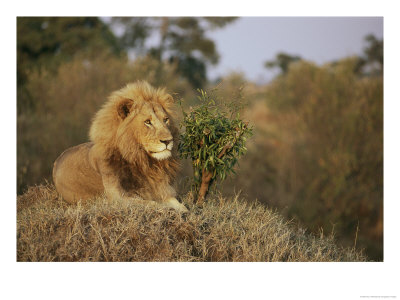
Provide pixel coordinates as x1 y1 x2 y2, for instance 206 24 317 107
207 17 383 83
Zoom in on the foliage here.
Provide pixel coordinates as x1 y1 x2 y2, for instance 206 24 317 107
109 17 150 53
17 17 123 85
363 34 383 67
17 184 366 262
178 89 253 202
262 58 383 259
355 34 383 76
210 54 382 260
17 16 238 115
17 17 125 115
265 52 302 74
111 17 237 88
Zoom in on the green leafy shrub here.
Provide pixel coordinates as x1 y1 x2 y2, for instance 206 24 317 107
178 89 253 204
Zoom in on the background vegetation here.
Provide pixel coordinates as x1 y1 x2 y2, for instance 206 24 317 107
17 17 383 261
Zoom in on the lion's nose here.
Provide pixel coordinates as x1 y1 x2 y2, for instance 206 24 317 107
160 139 172 146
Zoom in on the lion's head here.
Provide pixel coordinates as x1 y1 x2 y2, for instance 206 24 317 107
89 81 178 163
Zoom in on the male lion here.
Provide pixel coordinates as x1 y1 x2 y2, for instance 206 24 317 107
52 81 188 212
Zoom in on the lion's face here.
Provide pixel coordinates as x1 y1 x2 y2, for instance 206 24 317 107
132 101 174 160
116 97 175 161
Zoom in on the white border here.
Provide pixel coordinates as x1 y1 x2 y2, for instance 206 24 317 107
3 1 399 299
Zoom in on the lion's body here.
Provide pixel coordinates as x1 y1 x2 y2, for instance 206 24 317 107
53 142 103 202
52 81 187 212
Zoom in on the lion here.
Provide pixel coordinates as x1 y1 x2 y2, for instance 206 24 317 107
52 81 188 212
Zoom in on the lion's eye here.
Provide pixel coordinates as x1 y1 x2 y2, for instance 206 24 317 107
144 120 152 126
164 117 169 124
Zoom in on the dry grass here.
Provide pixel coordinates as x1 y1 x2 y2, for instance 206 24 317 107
17 184 366 262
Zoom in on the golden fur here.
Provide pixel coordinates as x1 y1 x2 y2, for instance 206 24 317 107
53 81 188 212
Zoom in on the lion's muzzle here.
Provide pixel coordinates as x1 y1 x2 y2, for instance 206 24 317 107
149 140 173 160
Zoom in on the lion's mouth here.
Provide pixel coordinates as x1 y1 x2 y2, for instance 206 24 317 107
149 149 170 154
149 149 172 160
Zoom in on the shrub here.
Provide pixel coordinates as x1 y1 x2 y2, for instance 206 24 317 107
178 89 252 204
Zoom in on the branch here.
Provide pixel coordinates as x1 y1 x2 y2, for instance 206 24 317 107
217 123 248 159
197 123 248 206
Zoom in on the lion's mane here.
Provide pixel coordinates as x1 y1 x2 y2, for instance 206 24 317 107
89 81 179 189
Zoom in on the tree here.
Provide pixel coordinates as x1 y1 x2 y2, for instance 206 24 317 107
355 34 383 76
17 17 123 85
17 17 125 114
111 17 237 88
264 52 302 75
108 17 150 55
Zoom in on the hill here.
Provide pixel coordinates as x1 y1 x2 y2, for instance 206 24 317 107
17 184 366 262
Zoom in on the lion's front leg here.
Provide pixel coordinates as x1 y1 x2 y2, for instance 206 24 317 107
159 185 188 213
103 174 187 212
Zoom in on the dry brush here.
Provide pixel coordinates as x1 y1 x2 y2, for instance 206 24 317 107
17 184 366 262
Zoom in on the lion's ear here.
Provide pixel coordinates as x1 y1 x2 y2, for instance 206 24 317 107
165 94 174 105
159 94 174 113
117 99 134 120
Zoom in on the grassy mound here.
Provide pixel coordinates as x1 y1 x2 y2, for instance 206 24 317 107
17 184 366 262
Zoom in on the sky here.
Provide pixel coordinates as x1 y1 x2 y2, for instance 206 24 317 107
206 17 383 83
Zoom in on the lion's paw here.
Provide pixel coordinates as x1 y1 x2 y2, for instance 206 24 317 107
165 197 189 213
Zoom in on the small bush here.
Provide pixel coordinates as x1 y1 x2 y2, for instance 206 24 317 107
178 88 252 204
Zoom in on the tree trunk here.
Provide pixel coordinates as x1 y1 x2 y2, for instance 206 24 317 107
197 169 213 206
196 124 248 206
